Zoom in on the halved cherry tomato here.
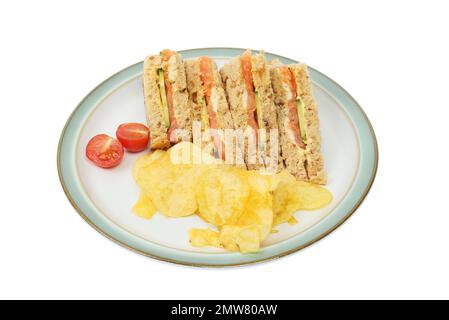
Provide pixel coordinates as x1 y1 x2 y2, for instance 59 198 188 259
116 123 149 153
86 134 124 168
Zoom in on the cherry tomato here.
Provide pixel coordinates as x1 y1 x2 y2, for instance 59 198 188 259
86 134 124 168
116 123 149 153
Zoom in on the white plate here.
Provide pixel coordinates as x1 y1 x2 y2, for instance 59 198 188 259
59 48 378 266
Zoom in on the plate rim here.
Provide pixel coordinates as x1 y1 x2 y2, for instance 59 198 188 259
57 47 379 267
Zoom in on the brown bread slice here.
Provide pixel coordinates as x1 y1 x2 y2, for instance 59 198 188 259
220 50 280 171
270 61 326 184
185 57 237 162
143 55 171 149
142 51 191 150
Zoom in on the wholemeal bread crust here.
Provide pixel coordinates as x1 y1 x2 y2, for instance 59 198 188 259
185 59 204 124
185 58 236 159
163 53 192 143
209 59 241 165
143 52 192 149
185 59 214 154
209 59 235 132
220 56 247 131
185 58 234 131
221 56 259 170
221 52 281 170
251 52 281 172
143 55 170 150
291 64 326 184
251 52 278 131
270 66 308 181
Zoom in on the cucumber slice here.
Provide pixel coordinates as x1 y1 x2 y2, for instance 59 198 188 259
255 91 263 127
158 69 170 130
296 97 308 144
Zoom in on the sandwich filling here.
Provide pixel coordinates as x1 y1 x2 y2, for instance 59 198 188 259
279 66 307 149
241 51 260 134
158 49 179 142
199 56 226 159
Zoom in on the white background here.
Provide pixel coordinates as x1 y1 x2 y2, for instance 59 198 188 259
1 0 448 300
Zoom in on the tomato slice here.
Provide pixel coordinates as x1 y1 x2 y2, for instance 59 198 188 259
241 50 258 133
161 50 178 142
199 56 226 159
199 56 214 98
279 66 305 149
86 134 124 168
116 123 149 152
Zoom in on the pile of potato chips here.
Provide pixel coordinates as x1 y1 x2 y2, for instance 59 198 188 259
133 142 332 253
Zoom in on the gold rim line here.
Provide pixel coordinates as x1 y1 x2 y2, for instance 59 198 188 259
57 48 379 268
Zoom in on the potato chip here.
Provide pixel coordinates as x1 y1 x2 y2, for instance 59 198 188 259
132 142 333 254
132 193 157 219
237 192 273 241
189 228 221 248
219 225 260 253
243 170 272 194
273 184 297 225
295 182 333 210
267 170 296 191
288 216 298 225
273 179 333 225
134 153 198 218
196 167 249 226
133 150 166 180
153 169 199 217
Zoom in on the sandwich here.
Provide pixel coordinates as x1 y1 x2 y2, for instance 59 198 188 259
185 56 236 162
220 50 280 171
269 61 326 184
143 49 192 150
